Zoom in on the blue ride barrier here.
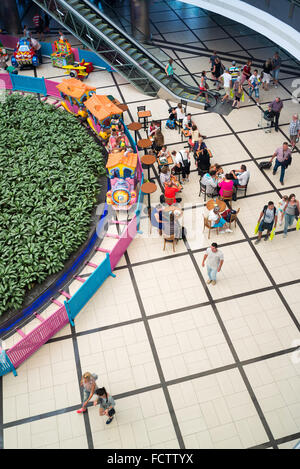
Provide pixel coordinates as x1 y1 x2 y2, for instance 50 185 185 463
0 350 17 377
10 74 47 96
65 253 115 325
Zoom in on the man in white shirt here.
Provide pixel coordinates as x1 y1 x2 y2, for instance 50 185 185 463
231 164 249 186
202 242 225 285
220 68 232 104
172 149 191 182
182 113 194 131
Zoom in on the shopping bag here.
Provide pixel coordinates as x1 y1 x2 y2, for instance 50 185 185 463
254 222 260 234
269 227 276 241
241 91 245 102
296 217 300 231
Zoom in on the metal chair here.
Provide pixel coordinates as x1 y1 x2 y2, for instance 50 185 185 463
236 180 249 198
220 189 233 204
199 181 207 201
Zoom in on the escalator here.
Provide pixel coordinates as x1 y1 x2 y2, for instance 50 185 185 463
33 0 218 109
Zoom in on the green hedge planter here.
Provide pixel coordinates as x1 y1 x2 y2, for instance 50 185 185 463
0 94 106 316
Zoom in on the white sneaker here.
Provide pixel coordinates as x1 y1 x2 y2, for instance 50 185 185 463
248 99 251 103
225 229 233 233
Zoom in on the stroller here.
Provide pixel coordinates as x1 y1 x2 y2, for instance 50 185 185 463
258 108 273 133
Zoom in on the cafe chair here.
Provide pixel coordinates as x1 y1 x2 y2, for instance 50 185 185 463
220 189 233 203
228 208 240 230
236 179 249 198
163 234 177 252
203 215 219 239
199 181 207 201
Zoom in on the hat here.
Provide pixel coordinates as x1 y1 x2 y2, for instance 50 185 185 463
232 60 236 65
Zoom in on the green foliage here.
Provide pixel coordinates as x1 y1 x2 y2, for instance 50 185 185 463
0 94 106 315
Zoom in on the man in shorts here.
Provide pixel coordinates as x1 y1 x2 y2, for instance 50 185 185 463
202 242 225 286
289 114 300 149
248 69 260 104
220 68 232 104
255 201 277 244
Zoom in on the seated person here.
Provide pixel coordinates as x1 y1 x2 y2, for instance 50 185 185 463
182 114 195 136
149 121 160 137
201 170 219 196
231 164 249 186
157 145 171 166
218 173 234 197
107 130 118 151
152 129 164 154
162 210 183 240
160 165 171 186
210 163 223 177
196 147 211 176
160 166 182 191
168 107 177 122
164 180 182 205
208 206 233 233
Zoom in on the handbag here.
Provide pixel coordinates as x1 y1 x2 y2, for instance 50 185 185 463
295 204 300 218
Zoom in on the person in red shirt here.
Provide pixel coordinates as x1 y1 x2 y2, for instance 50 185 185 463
164 181 181 205
240 60 252 86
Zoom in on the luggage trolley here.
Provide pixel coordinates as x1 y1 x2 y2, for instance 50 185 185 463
258 107 273 133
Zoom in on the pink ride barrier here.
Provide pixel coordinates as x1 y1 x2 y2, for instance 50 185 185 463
44 79 61 98
6 305 69 369
0 73 12 89
109 216 137 270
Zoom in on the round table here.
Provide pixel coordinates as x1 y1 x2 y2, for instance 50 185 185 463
137 138 152 154
206 199 227 212
141 181 157 213
141 154 156 180
127 122 142 144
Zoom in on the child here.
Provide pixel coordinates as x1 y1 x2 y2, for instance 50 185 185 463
93 387 116 425
278 195 288 226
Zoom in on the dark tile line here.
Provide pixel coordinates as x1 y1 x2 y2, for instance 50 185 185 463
124 252 185 449
181 235 277 447
250 431 300 449
219 115 300 333
70 323 94 449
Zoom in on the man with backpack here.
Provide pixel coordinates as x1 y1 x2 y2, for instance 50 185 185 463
255 201 278 244
173 149 191 183
270 142 292 185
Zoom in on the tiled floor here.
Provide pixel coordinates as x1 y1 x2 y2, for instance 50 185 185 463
1 0 300 451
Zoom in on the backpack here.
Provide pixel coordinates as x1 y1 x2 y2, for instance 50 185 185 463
262 205 276 221
283 155 292 168
166 119 175 129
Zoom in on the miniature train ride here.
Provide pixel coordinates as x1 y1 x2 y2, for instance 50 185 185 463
56 77 138 210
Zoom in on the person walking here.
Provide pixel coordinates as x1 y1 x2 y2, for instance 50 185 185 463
77 372 99 414
232 76 243 108
248 69 260 104
32 13 44 40
255 201 278 244
289 114 300 150
261 58 273 91
202 242 224 286
220 67 232 104
209 50 219 72
268 97 283 132
240 59 252 86
272 52 281 88
196 71 209 104
270 142 292 185
211 57 223 90
283 194 300 238
165 58 174 82
229 60 240 86
93 387 116 425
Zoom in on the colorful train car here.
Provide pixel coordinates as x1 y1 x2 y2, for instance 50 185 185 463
85 94 124 140
56 78 96 119
106 151 138 210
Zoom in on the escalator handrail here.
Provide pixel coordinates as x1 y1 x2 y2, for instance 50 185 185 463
67 0 203 97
